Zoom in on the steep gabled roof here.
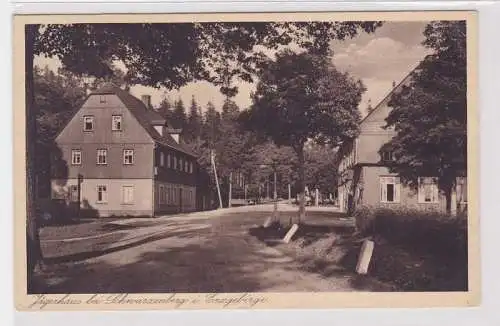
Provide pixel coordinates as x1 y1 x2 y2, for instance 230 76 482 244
91 83 197 158
359 64 418 126
333 61 421 167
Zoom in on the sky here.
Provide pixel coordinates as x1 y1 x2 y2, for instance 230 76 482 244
34 21 431 116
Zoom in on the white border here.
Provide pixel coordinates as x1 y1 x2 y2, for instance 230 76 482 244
4 1 500 326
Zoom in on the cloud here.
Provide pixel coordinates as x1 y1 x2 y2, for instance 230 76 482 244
333 36 431 81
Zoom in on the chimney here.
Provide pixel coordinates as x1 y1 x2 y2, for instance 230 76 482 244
141 95 152 109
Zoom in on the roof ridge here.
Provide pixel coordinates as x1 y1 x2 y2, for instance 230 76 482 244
359 61 421 125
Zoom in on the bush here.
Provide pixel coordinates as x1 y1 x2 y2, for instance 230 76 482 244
355 206 467 258
353 206 468 291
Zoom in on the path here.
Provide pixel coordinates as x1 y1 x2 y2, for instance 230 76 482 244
37 205 359 293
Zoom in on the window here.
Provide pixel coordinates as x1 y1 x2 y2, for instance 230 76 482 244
97 149 107 165
457 177 467 203
185 161 189 172
160 152 165 167
418 177 439 203
173 156 177 170
112 115 122 131
380 176 400 203
189 162 193 174
123 149 134 165
179 158 183 171
97 185 108 203
167 154 171 168
71 149 82 165
83 116 94 131
158 185 165 204
99 95 106 103
122 186 134 204
381 150 394 162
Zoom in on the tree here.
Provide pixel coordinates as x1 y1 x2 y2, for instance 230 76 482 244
202 102 221 147
241 50 365 222
185 96 203 142
26 20 381 291
156 96 174 122
172 99 187 131
304 143 338 195
383 21 466 214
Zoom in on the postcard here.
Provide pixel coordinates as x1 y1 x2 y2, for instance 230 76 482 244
13 10 479 310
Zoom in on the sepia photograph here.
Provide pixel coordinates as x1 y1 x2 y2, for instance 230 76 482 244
13 11 478 310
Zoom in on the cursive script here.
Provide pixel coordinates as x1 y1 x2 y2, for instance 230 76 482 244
28 293 269 310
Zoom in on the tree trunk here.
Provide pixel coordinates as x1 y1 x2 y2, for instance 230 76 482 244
25 24 42 293
296 145 306 224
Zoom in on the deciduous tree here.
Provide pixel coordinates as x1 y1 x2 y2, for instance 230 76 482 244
241 50 365 222
383 21 467 214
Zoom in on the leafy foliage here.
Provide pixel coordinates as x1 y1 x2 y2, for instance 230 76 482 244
383 21 467 212
241 50 366 220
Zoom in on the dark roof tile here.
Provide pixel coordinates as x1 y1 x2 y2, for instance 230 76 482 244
92 83 197 157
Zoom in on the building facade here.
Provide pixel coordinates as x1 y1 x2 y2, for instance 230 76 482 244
51 83 207 217
334 71 467 215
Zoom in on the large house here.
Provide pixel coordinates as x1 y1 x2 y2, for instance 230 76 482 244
51 83 210 217
334 70 467 215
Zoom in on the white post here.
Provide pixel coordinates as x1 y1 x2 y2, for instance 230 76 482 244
315 188 319 207
211 150 223 209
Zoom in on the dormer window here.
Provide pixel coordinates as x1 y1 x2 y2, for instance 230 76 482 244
112 115 122 131
381 150 395 162
83 116 94 131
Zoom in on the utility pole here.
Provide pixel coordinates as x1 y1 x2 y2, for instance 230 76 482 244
211 150 223 209
288 183 291 204
228 171 233 208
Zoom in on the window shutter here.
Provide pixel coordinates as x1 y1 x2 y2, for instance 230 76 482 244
380 177 387 202
394 177 401 203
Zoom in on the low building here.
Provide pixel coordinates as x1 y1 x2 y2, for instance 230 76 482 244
50 83 209 217
334 70 467 215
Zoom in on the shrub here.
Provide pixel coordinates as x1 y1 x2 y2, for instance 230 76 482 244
353 206 468 291
354 205 468 263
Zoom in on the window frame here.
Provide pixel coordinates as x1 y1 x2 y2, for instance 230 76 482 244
381 150 394 162
96 185 108 203
418 177 439 204
121 185 135 204
83 115 94 131
123 149 134 165
97 149 108 165
112 115 123 131
71 149 82 165
380 176 400 203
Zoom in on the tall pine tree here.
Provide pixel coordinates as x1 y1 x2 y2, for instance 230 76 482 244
185 95 203 143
